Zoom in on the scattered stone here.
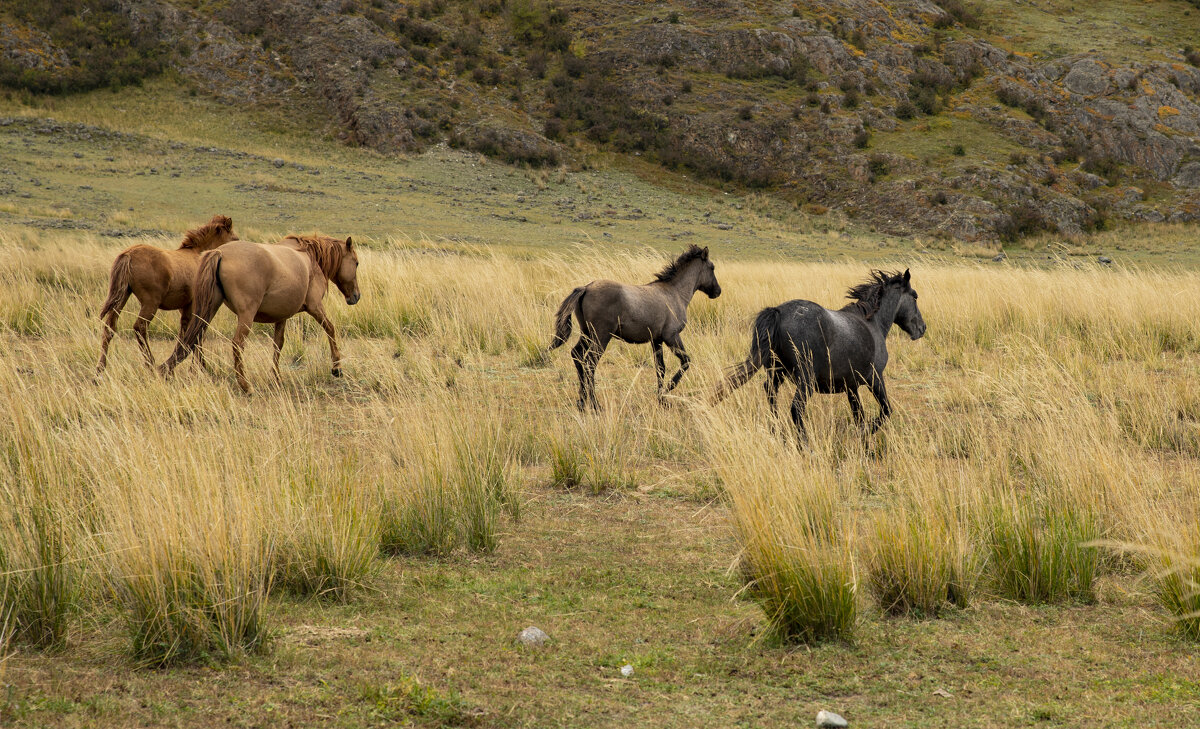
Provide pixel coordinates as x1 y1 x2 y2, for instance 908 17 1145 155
715 223 734 230
816 710 848 728
516 626 549 647
1098 255 1113 265
932 688 953 698
273 158 285 168
992 252 1006 262
620 664 634 677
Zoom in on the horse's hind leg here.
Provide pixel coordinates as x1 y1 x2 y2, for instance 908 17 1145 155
231 313 255 394
570 338 589 410
96 303 126 374
178 306 209 373
789 381 812 446
578 332 609 410
763 366 784 415
132 300 159 369
847 386 866 428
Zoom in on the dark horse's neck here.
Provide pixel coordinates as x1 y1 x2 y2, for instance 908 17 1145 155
868 287 903 338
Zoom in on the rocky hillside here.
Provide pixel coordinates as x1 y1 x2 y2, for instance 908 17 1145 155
3 0 1200 241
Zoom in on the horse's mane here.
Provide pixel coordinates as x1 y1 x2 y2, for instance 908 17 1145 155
843 270 906 319
285 234 346 278
653 244 708 283
179 215 233 249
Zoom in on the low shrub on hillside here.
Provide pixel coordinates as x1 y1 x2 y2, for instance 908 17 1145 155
996 202 1051 241
0 0 167 93
932 0 982 29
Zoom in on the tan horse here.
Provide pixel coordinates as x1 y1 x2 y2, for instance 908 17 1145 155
96 214 238 373
159 234 361 393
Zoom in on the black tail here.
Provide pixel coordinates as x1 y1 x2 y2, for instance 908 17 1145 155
712 306 780 404
549 286 586 350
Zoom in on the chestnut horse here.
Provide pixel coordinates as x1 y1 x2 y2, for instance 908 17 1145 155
549 245 721 410
159 234 361 393
96 214 238 373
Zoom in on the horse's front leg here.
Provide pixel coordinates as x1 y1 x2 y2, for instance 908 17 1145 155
868 376 891 434
652 341 667 400
308 306 343 377
663 334 690 393
272 321 287 384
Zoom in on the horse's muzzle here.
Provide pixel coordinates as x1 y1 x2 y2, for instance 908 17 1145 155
346 292 361 306
910 324 927 340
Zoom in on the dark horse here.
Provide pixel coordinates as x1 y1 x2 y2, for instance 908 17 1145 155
713 269 925 440
549 245 722 410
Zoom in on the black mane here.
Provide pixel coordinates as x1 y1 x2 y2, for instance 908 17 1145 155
843 270 906 318
653 244 708 283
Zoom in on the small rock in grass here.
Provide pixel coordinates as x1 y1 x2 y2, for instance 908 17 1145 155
992 251 1007 262
816 710 848 728
620 664 634 677
1098 255 1113 265
516 626 549 648
273 158 285 167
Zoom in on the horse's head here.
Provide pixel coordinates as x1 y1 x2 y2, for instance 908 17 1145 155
334 237 361 306
182 215 239 251
894 269 926 340
696 247 722 299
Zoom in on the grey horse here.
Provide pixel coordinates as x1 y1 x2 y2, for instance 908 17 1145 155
713 269 925 440
550 245 722 410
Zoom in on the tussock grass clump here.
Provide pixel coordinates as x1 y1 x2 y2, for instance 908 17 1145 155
706 410 857 642
116 544 272 667
864 507 976 617
0 407 84 650
273 462 379 601
1152 549 1200 639
547 411 640 494
0 501 79 649
987 497 1100 604
378 399 520 556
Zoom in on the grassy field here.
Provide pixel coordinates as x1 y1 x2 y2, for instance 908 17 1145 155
2 82 1200 728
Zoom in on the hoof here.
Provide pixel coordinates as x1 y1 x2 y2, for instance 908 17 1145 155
332 368 342 378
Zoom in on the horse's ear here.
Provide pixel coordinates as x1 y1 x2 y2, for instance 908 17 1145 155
345 236 353 250
702 246 709 260
902 268 911 284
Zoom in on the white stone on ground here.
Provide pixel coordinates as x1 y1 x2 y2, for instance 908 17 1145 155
516 626 549 647
816 709 848 728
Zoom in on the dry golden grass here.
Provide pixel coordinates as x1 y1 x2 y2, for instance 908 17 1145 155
0 225 1198 671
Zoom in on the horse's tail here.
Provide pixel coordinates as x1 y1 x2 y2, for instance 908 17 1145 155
99 252 133 320
549 286 587 350
712 306 781 404
161 251 224 373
